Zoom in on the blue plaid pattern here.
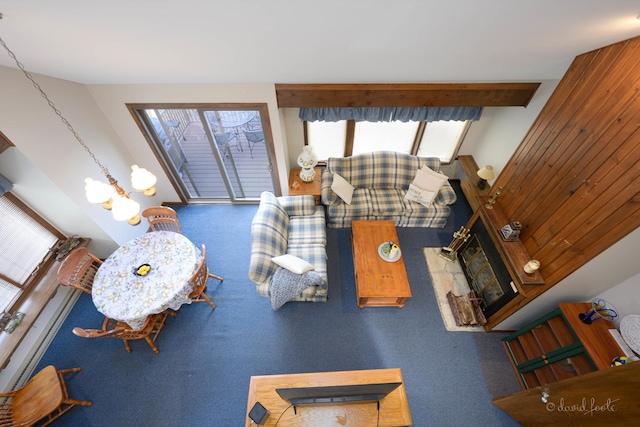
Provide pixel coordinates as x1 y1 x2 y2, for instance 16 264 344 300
277 195 317 217
321 151 457 228
368 188 406 215
249 192 328 302
288 208 327 246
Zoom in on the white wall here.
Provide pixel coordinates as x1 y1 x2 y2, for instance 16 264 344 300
600 271 640 327
496 226 640 330
0 65 133 257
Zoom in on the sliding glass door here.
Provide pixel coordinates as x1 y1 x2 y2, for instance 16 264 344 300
131 105 276 203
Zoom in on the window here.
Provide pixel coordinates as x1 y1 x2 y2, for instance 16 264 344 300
0 194 61 313
306 119 470 163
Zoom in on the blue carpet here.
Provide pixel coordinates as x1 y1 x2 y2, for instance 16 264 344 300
34 182 522 426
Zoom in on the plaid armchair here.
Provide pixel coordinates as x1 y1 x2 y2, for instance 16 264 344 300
248 192 328 302
321 151 457 228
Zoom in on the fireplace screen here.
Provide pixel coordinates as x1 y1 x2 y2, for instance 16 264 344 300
457 217 518 318
460 237 504 308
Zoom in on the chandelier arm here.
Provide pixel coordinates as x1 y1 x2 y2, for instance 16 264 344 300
0 36 110 178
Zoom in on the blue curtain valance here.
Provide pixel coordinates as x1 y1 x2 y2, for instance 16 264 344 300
299 106 483 123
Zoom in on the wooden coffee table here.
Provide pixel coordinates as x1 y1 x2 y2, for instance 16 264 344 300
245 368 412 427
351 220 412 308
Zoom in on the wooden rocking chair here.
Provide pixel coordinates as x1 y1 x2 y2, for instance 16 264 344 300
72 312 171 354
56 247 103 294
0 365 92 426
189 244 223 310
141 206 182 233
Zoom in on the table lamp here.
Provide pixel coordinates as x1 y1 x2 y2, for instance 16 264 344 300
297 146 318 183
477 165 495 189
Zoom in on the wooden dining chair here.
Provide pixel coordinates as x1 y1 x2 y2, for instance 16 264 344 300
72 312 171 354
0 365 92 426
57 247 103 294
141 206 182 233
189 244 223 310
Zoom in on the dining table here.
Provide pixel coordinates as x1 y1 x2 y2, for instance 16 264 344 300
91 230 201 330
207 111 256 151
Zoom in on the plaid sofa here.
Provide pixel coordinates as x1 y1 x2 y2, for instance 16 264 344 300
321 151 457 228
248 192 328 302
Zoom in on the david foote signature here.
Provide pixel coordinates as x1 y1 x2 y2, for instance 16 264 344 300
546 397 620 416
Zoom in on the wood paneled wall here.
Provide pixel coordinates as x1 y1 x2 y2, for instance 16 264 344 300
489 35 640 323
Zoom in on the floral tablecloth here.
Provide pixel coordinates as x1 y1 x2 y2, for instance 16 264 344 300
92 231 200 330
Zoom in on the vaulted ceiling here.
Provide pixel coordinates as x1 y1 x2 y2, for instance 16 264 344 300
1 1 640 85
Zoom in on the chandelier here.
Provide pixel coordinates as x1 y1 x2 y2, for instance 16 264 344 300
0 27 156 226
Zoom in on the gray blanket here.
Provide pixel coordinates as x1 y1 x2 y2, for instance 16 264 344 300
270 267 325 310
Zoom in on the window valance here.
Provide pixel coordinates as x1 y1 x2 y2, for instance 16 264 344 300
299 106 483 123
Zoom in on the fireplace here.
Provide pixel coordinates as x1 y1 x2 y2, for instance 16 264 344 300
458 216 519 318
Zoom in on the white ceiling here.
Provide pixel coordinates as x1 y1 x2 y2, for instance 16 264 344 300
1 0 640 85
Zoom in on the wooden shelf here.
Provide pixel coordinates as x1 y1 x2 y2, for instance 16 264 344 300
457 155 491 212
477 198 545 287
559 302 624 371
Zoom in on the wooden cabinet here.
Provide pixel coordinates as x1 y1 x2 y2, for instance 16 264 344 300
503 302 623 390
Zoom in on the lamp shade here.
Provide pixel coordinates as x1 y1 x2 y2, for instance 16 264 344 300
297 146 318 169
477 165 495 181
131 165 157 196
111 195 141 222
84 178 115 204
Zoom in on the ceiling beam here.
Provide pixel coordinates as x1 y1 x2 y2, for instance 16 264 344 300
275 83 541 108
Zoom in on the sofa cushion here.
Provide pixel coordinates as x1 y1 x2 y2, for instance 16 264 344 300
288 207 327 246
271 254 314 274
287 243 327 284
368 188 406 215
326 188 372 222
331 173 354 204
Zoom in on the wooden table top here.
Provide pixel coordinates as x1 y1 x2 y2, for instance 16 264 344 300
559 302 623 370
245 368 412 427
351 220 412 301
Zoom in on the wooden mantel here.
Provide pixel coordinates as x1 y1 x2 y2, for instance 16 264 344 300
275 83 540 108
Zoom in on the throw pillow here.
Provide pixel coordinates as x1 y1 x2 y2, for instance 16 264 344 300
331 173 355 205
413 166 448 192
406 166 448 205
271 254 314 274
404 183 437 207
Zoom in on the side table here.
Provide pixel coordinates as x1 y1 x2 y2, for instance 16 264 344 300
288 168 322 205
